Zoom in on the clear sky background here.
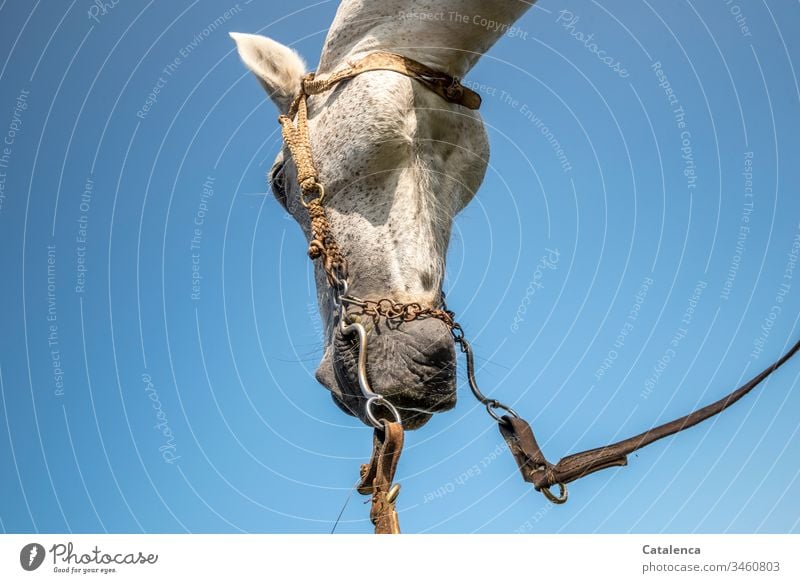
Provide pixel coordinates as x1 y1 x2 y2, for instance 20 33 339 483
1 0 799 534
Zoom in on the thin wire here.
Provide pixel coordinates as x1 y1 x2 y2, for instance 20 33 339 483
330 478 361 534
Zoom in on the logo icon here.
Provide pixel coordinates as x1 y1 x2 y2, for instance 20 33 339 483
20 543 46 571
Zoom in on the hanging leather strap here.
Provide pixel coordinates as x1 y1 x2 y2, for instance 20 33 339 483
357 420 404 534
499 337 800 502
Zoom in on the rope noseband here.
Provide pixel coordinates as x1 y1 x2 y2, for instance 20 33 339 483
277 50 800 533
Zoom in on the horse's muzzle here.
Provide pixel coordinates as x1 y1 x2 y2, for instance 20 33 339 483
319 313 457 429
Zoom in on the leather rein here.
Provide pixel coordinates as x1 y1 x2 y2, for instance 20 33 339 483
277 51 800 534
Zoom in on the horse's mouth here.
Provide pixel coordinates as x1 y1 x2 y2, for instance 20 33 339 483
314 316 457 429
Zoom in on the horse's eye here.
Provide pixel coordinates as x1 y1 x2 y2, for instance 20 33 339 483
269 161 287 208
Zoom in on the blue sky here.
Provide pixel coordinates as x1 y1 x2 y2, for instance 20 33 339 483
0 0 799 534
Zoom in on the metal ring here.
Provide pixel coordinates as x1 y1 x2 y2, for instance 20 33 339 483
485 400 520 423
450 324 465 342
541 483 568 504
365 396 402 428
299 182 325 208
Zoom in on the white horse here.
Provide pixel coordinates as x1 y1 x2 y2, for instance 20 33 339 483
232 1 534 428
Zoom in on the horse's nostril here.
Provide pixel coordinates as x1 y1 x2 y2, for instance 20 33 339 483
420 330 456 367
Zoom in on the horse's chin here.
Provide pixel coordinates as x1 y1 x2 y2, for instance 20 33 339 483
314 318 457 430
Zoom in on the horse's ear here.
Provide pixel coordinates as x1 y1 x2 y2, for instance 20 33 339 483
230 32 306 112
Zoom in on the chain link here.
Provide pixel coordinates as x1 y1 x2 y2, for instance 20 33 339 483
340 296 456 328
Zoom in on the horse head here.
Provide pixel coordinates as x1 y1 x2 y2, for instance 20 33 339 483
232 1 534 428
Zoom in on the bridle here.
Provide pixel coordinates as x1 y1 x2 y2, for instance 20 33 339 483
277 51 800 534
278 51 478 430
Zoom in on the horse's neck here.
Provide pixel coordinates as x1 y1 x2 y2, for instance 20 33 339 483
318 0 535 77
